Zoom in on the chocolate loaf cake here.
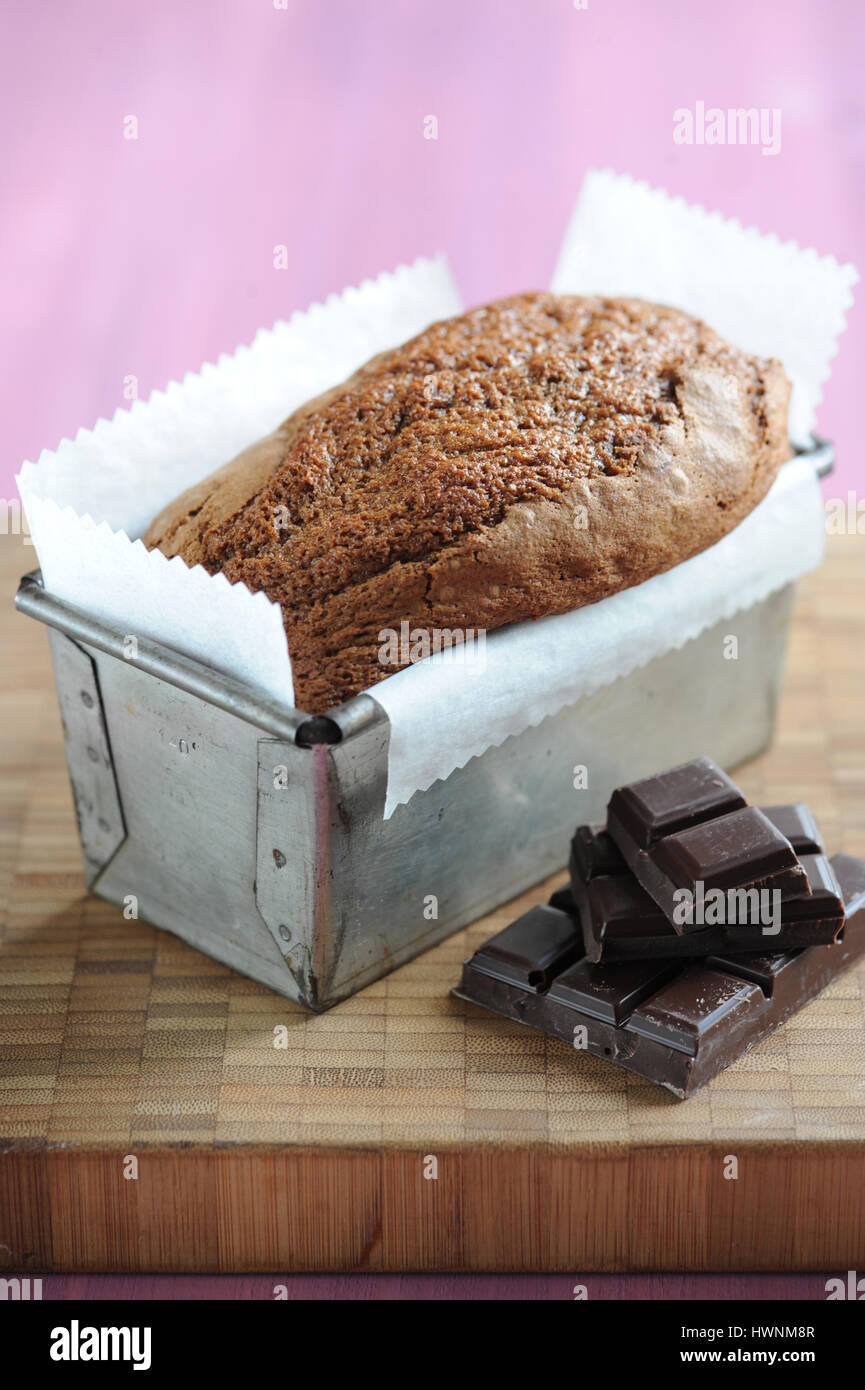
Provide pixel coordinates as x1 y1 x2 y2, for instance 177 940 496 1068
143 293 791 711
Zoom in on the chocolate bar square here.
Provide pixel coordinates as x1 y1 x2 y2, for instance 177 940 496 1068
649 805 806 906
607 762 811 931
467 904 581 990
567 825 843 962
606 755 746 850
453 854 865 1098
761 803 823 856
570 823 626 880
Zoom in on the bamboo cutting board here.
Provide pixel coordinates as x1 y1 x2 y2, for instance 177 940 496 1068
1 533 865 1273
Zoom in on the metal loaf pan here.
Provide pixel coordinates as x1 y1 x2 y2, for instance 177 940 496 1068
14 441 834 1011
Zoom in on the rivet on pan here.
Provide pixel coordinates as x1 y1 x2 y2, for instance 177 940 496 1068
86 746 99 763
273 849 286 868
80 690 94 709
278 925 292 943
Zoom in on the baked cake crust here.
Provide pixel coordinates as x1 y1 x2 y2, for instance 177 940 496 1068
143 293 791 711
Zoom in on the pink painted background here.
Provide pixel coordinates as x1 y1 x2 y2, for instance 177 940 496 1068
1 0 862 497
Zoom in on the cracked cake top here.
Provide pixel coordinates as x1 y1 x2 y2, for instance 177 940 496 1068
145 293 790 711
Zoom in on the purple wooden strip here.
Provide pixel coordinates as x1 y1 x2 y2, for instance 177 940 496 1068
35 1272 836 1301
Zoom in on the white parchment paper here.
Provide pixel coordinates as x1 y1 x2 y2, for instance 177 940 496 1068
15 176 856 814
553 170 858 447
18 256 463 704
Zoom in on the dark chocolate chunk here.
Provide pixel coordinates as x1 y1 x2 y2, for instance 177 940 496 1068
548 885 578 916
768 854 843 930
574 805 823 890
570 824 842 961
587 875 674 939
649 805 806 905
609 777 811 931
548 956 679 1025
570 824 626 880
568 826 686 961
627 967 763 1054
469 905 581 991
606 756 746 851
762 804 824 856
705 950 800 997
452 853 865 1099
580 874 687 960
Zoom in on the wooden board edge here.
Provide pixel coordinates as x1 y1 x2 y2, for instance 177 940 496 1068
2 1143 865 1272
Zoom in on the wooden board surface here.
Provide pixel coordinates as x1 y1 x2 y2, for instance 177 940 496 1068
2 532 865 1273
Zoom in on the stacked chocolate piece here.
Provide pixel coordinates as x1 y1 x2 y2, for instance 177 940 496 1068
454 757 865 1097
